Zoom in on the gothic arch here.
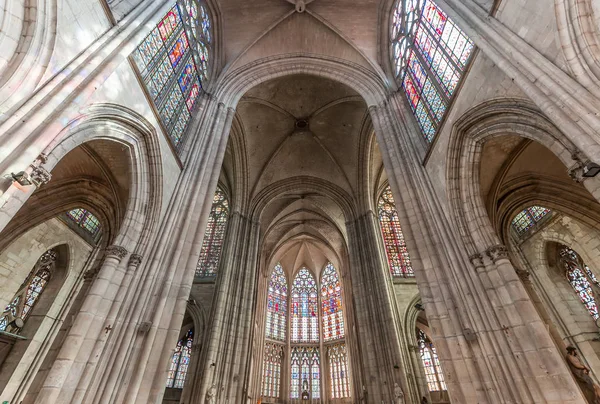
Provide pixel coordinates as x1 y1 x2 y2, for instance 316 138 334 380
0 0 57 115
446 98 583 255
38 103 163 253
555 0 600 98
214 54 389 108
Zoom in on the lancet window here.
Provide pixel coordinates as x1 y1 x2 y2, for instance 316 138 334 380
0 249 57 333
166 328 194 389
66 208 101 237
377 185 414 277
560 247 600 320
390 0 474 141
132 0 211 148
261 263 351 401
417 328 447 392
511 206 551 235
195 187 229 278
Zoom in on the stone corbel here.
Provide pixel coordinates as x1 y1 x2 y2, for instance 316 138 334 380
515 268 531 282
105 245 128 261
485 244 508 264
469 253 484 268
128 254 143 268
568 151 589 183
29 165 51 187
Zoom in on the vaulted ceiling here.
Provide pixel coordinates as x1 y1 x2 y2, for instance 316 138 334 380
222 74 383 273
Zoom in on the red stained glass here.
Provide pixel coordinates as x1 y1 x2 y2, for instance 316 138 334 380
169 33 189 68
291 269 319 343
321 263 344 341
560 247 600 320
377 185 414 277
266 264 287 341
417 329 447 391
511 206 551 235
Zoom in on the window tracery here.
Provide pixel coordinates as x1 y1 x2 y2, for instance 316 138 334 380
195 187 229 278
560 247 600 320
511 206 551 235
291 268 319 343
328 344 350 398
377 185 414 277
261 263 351 401
321 263 344 341
262 342 283 398
390 0 474 141
66 208 101 237
266 263 287 341
0 249 57 333
417 328 447 392
166 328 194 389
132 0 211 148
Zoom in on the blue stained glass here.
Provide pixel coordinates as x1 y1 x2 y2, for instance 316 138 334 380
511 206 551 235
560 247 600 320
166 329 194 389
391 0 474 142
132 0 212 151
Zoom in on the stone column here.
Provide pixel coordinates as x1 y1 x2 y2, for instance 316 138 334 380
346 211 408 403
369 97 584 403
192 212 260 403
434 0 600 162
34 245 128 403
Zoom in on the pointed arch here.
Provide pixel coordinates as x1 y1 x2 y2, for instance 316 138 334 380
321 263 344 342
266 263 287 341
291 268 319 343
166 328 194 389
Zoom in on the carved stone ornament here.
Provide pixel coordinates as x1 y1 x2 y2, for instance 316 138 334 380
469 253 484 268
105 245 128 260
138 321 152 333
84 267 99 280
568 152 589 183
128 254 143 268
485 245 508 263
515 268 531 281
29 165 52 187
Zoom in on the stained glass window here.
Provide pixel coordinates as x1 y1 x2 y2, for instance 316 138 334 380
417 328 447 392
0 250 56 333
66 208 101 237
262 342 283 398
321 263 344 341
166 329 194 389
328 344 351 398
196 187 229 278
266 263 287 341
132 0 211 149
391 0 474 142
291 268 319 343
560 247 600 320
377 185 414 277
511 206 551 235
290 347 320 399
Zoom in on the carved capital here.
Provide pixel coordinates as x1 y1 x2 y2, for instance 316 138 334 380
105 245 128 260
128 254 142 268
36 153 48 164
469 253 484 268
29 165 52 187
485 245 508 263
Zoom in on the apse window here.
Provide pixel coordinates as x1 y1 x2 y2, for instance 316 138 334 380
391 0 474 142
131 0 211 150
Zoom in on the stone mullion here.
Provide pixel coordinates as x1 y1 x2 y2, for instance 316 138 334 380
347 213 402 402
195 212 260 402
433 0 600 162
90 94 221 404
35 245 128 403
372 100 493 402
